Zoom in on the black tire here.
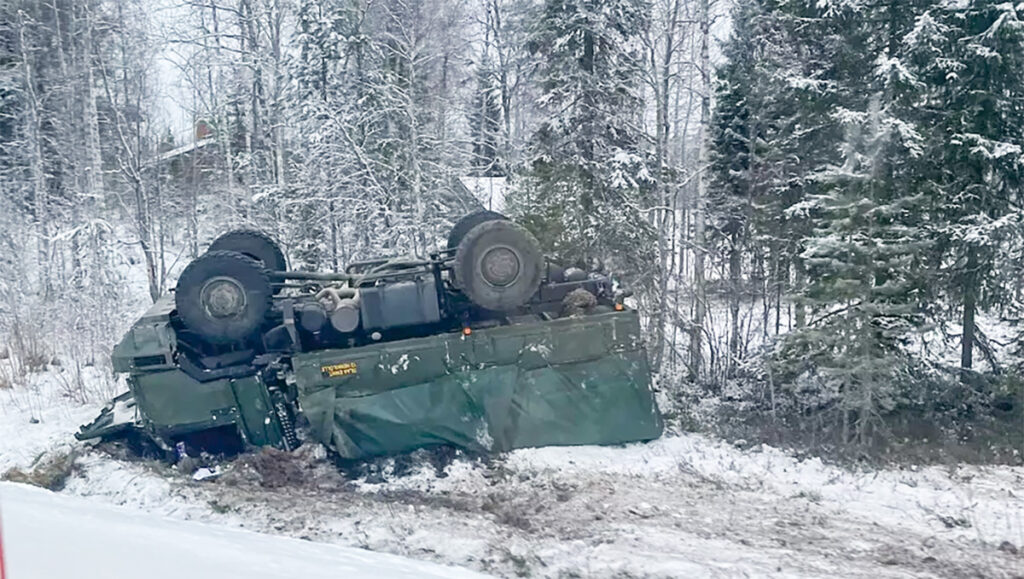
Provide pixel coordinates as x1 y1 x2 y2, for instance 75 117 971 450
175 250 272 344
454 220 544 311
447 210 508 250
209 229 287 273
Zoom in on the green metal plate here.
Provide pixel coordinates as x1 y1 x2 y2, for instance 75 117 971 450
294 311 662 459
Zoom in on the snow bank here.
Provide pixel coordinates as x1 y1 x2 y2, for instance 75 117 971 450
0 366 105 473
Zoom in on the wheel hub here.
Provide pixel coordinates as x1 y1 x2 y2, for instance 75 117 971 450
480 246 521 287
201 277 247 318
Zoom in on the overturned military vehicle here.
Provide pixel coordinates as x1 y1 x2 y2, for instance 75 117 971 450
78 211 663 461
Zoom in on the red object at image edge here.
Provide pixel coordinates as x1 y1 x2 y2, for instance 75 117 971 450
0 506 6 579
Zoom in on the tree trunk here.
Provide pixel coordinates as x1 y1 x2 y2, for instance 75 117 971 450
329 199 339 271
728 236 741 371
18 13 50 296
690 0 711 380
961 246 978 382
84 10 105 202
794 255 806 328
651 15 676 373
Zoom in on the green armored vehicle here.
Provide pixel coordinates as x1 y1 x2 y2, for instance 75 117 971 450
78 212 663 461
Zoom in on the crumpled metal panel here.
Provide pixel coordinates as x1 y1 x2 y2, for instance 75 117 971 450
294 311 663 459
111 295 177 373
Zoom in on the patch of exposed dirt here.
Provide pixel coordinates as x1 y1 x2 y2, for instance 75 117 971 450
3 448 82 491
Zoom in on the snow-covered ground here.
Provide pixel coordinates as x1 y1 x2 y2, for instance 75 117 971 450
1 368 1022 578
0 481 487 579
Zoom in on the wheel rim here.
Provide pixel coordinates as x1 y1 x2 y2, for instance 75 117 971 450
200 276 248 318
479 246 521 287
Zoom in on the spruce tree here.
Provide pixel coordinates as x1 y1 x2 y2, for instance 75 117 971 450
510 0 655 279
468 62 505 176
710 0 807 353
909 2 1024 378
771 0 935 442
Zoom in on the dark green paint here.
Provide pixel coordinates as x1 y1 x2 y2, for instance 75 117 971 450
94 297 662 459
294 311 662 459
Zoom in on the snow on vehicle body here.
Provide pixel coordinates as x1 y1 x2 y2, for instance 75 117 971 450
78 213 663 460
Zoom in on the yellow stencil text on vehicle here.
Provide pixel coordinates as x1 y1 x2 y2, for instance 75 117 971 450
321 362 358 377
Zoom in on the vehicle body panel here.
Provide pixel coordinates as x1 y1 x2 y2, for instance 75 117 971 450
295 311 662 459
83 300 662 459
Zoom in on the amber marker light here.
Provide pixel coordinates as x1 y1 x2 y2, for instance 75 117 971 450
614 303 625 311
463 327 473 336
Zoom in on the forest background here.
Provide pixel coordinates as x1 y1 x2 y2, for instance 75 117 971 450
0 0 1021 462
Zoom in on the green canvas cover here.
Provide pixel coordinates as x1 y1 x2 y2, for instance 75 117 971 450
293 311 663 459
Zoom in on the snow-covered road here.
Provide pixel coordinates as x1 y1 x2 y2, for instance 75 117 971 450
1 372 1022 578
0 481 487 579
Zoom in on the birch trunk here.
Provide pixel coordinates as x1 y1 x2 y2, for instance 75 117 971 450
18 14 50 296
690 0 711 379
